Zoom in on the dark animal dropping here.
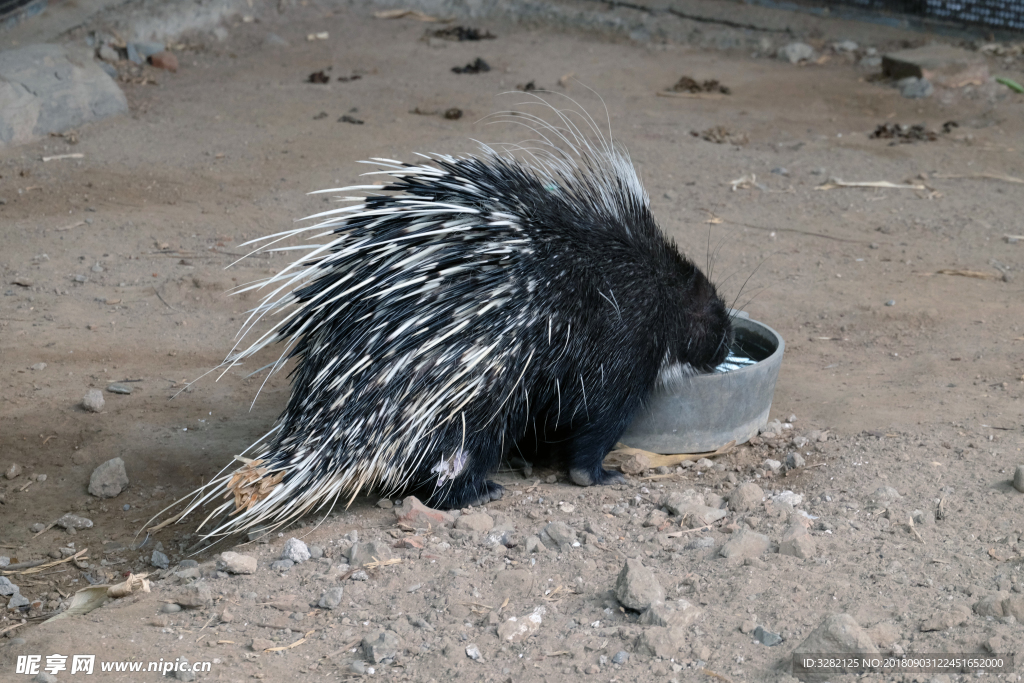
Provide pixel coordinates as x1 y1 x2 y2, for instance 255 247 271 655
169 102 733 537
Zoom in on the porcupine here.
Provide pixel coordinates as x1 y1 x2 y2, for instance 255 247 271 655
172 103 734 537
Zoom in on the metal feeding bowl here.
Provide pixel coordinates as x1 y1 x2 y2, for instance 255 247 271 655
620 313 785 454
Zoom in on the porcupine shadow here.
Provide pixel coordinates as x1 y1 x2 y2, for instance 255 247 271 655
159 93 733 539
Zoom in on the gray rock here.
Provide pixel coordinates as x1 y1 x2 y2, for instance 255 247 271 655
97 44 120 63
348 540 392 567
175 583 213 608
218 551 257 574
362 630 401 663
612 650 629 664
897 76 933 99
779 523 816 559
719 528 770 560
318 586 344 610
639 599 702 629
8 592 29 608
973 593 1007 617
0 577 18 595
455 512 494 533
685 536 716 550
544 521 577 546
151 550 170 569
793 614 878 669
281 537 310 563
270 559 294 571
126 42 143 64
728 483 764 512
525 535 544 553
309 545 324 560
106 382 133 394
785 451 806 469
866 486 901 507
173 658 196 682
56 512 93 530
0 44 127 147
82 388 105 412
132 41 166 58
1013 465 1024 493
753 625 783 646
465 643 482 660
615 558 664 612
777 42 815 64
161 602 182 613
636 625 686 658
662 489 704 514
88 457 129 498
920 604 972 632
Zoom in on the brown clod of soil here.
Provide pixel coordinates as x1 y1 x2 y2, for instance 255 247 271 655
308 70 330 84
443 108 463 120
430 26 496 41
452 58 490 74
869 122 942 143
692 125 748 145
671 76 730 94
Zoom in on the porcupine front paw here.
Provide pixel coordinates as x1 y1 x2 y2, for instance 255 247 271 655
569 465 626 487
430 479 504 509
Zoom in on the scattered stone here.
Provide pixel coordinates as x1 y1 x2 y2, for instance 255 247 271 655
56 513 93 530
151 550 170 569
350 570 369 581
729 483 764 512
615 558 664 611
639 599 702 629
684 536 715 551
30 362 46 371
175 583 213 608
525 535 544 553
794 614 878 670
318 587 344 610
753 625 783 646
8 592 30 609
455 512 494 533
250 637 274 651
772 491 803 508
544 521 576 546
897 76 934 99
161 602 182 613
30 523 46 533
376 498 393 509
763 458 782 473
348 540 393 567
866 486 900 507
972 593 1007 617
149 51 179 73
309 545 324 559
882 44 988 87
1013 465 1024 493
35 474 46 482
97 44 119 63
868 622 900 648
270 559 294 571
82 388 105 412
0 44 128 146
465 643 482 660
106 383 133 394
636 625 686 658
281 537 310 563
394 495 454 527
777 42 815 63
362 630 401 663
920 604 971 632
217 551 257 575
497 606 545 641
612 650 629 664
619 451 650 475
785 452 806 469
5 463 22 479
720 528 769 560
644 509 669 527
0 577 17 595
779 523 817 559
88 457 129 498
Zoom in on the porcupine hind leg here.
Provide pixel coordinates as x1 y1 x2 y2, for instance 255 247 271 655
565 406 635 488
419 432 506 509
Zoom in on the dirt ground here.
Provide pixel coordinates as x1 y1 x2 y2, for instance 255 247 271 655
1 1 1024 681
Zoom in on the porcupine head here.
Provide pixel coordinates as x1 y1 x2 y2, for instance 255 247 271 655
158 99 733 539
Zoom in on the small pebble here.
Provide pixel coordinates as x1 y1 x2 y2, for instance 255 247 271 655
612 650 630 664
82 389 105 412
270 559 294 571
281 537 310 563
466 644 482 660
885 299 896 306
161 602 182 613
151 550 170 569
107 383 133 394
1013 465 1024 493
30 363 46 371
35 474 46 482
5 463 23 479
